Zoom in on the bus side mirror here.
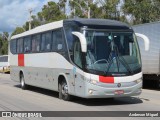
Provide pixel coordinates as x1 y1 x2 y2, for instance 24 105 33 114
72 32 87 52
135 33 150 51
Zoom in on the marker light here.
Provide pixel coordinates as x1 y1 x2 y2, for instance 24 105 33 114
134 79 142 84
90 80 99 85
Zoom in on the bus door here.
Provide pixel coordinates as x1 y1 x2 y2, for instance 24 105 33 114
73 40 85 97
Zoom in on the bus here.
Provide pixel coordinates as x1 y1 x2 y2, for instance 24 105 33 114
0 55 10 73
9 19 149 100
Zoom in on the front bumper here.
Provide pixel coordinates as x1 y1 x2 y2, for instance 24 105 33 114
84 81 142 98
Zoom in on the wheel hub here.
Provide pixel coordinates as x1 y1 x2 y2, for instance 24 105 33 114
21 79 24 86
62 84 68 95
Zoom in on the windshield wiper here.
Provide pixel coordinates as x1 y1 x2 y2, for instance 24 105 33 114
105 40 133 75
115 45 134 75
119 56 133 74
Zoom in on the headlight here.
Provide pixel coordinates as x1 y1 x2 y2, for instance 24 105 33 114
134 79 142 84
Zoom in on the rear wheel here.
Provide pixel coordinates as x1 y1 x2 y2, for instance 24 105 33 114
59 80 71 101
20 73 27 90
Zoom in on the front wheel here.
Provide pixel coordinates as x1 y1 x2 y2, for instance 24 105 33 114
20 73 27 90
59 80 71 101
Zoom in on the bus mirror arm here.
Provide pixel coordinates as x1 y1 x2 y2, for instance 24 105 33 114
135 33 150 51
72 32 87 52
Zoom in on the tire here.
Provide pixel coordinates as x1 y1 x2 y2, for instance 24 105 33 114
156 79 160 89
107 98 114 101
59 80 71 101
20 73 27 90
58 83 63 99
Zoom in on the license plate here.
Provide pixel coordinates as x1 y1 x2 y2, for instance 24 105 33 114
114 90 124 95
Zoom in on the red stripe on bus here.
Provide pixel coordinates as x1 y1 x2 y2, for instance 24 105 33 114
99 76 114 83
18 54 24 66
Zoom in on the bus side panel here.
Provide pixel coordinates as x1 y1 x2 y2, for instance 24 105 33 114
74 67 86 97
22 66 57 91
10 54 20 82
10 52 74 92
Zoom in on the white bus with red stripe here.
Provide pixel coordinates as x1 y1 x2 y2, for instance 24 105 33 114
9 19 149 100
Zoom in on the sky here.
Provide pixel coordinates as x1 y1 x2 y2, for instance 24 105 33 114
0 0 59 34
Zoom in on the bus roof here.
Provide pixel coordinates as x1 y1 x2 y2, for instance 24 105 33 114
11 20 63 40
64 18 130 29
11 19 131 40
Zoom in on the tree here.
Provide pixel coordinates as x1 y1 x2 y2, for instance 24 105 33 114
69 0 84 18
69 0 100 18
58 0 67 14
11 27 25 36
0 34 3 52
38 1 66 23
98 0 121 20
0 32 8 55
122 0 160 24
11 1 67 36
23 15 41 31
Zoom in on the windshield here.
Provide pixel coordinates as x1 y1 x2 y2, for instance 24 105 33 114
85 30 141 76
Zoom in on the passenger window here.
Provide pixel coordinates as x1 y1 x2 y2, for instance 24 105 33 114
10 39 17 54
41 34 45 51
41 32 51 52
45 32 51 51
17 38 23 53
32 35 40 52
24 37 31 53
52 29 65 51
